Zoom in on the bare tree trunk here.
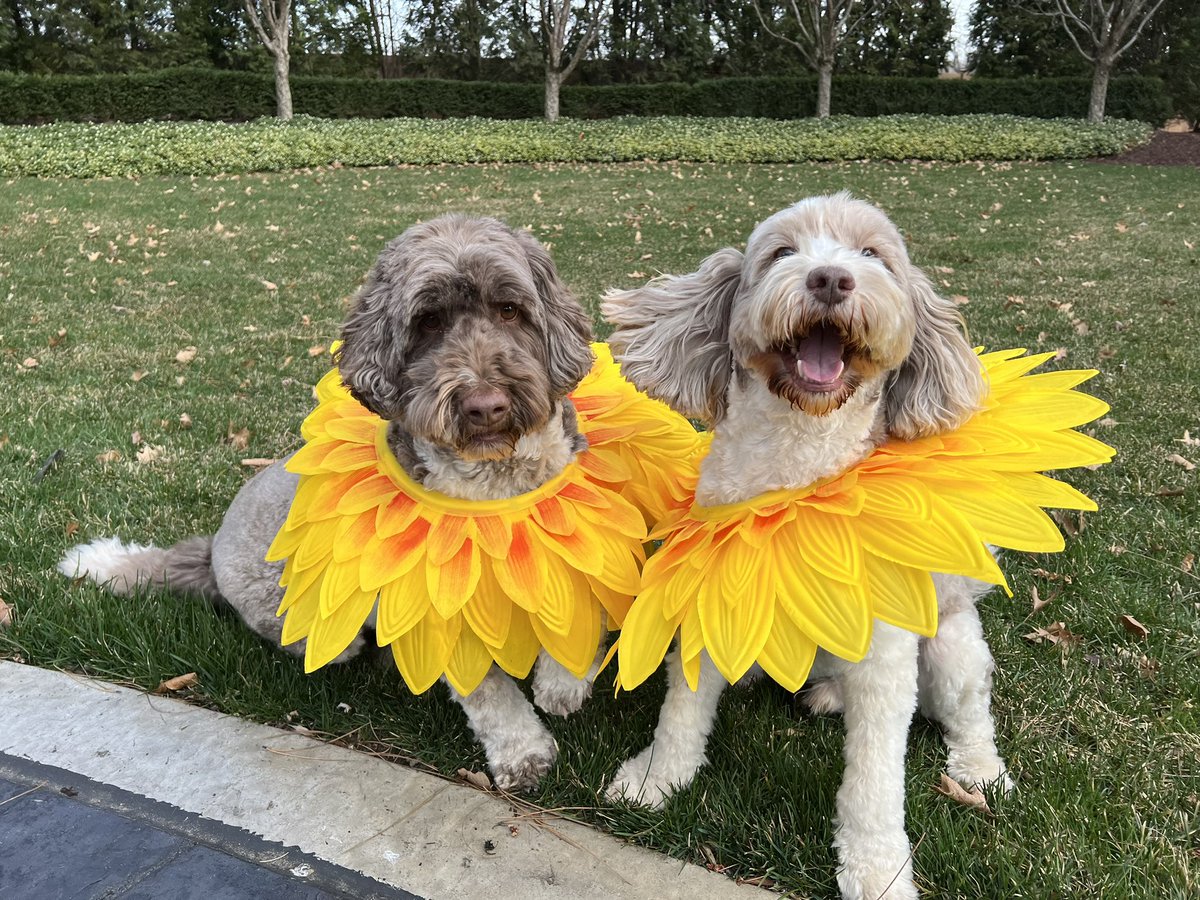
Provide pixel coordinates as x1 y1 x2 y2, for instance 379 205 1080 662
544 70 562 121
817 61 832 118
1088 58 1111 123
243 1 294 120
274 49 293 120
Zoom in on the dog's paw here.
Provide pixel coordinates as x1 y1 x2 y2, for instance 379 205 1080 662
835 832 918 900
948 752 1015 796
486 725 558 793
604 745 694 810
801 678 844 716
533 673 592 717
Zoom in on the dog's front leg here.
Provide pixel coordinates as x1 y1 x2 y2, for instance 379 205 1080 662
445 667 557 792
531 647 604 717
604 648 726 809
834 623 921 900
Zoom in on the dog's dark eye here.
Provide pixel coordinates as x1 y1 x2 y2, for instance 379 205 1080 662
773 247 796 261
497 303 519 322
861 247 878 258
417 313 442 333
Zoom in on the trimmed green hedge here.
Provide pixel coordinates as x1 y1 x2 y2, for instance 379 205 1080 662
0 69 1173 125
0 115 1152 178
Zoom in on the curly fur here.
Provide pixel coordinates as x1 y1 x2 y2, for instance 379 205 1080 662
602 194 1010 900
59 215 598 793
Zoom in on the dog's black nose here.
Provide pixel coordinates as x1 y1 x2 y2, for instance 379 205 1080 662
462 388 510 428
806 266 855 305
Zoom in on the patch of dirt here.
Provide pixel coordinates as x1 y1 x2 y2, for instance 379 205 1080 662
1098 129 1200 167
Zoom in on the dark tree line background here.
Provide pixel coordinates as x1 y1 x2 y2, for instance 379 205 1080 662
3 2 1196 118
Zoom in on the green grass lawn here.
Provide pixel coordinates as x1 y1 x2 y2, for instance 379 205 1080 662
2 159 1198 898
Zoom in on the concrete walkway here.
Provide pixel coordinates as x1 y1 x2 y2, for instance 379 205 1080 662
0 662 770 900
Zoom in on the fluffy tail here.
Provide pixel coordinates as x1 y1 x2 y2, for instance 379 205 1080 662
58 535 223 603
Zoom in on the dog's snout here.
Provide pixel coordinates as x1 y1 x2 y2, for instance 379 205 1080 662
806 266 855 306
462 387 510 428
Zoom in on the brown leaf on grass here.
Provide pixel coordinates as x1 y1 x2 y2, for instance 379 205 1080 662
1031 567 1073 585
131 430 141 445
48 328 67 348
1167 453 1196 471
179 413 193 429
950 294 970 306
22 357 38 368
1177 430 1200 447
136 444 163 464
934 774 990 814
175 346 197 364
1115 222 1128 233
96 449 122 464
1074 321 1090 336
0 597 12 629
1054 347 1069 361
1183 553 1195 574
1097 417 1117 428
64 521 79 537
131 369 147 382
457 768 493 791
261 279 278 292
1023 621 1080 649
226 423 250 451
307 344 326 358
1118 615 1149 640
154 672 198 693
1052 510 1084 536
1030 585 1053 615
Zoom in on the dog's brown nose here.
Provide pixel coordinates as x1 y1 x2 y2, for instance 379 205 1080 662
462 387 510 428
806 266 855 305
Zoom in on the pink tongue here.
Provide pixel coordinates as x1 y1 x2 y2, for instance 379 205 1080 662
795 326 845 384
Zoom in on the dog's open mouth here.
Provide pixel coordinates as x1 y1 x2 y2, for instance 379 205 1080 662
785 322 851 393
749 320 874 415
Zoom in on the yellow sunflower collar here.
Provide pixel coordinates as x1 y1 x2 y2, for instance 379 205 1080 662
615 348 1116 693
265 343 705 695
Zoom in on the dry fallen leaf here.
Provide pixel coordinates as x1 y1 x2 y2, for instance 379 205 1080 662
131 430 142 445
1167 453 1196 471
1023 621 1080 649
1054 347 1069 361
22 357 39 368
951 294 970 306
1030 585 1052 615
179 413 193 429
934 773 990 814
96 449 122 464
261 279 278 292
1031 567 1073 585
136 444 163 464
307 344 327 358
226 423 250 451
0 597 12 629
1183 553 1195 574
457 768 493 791
155 672 198 693
175 346 197 364
131 369 147 382
65 521 79 537
1177 430 1200 447
1118 614 1149 640
1052 510 1084 536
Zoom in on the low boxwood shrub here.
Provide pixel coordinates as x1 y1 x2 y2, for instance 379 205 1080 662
0 115 1152 178
0 70 1173 126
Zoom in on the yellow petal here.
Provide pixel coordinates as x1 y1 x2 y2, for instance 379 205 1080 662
278 577 321 643
616 583 681 690
444 625 494 696
304 587 377 672
391 610 461 694
787 509 863 585
336 473 397 515
319 558 364 618
462 563 512 648
488 609 540 679
863 555 937 637
375 564 431 645
426 515 471 567
1003 471 1098 512
774 541 873 663
697 555 775 684
531 568 601 677
492 521 546 611
756 605 818 693
426 537 480 619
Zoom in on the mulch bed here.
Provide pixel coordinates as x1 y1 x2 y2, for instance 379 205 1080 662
1096 129 1200 167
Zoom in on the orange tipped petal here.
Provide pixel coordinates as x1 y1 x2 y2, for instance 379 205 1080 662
426 537 480 619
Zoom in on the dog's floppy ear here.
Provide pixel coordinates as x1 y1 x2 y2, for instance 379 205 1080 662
602 247 743 424
885 267 984 440
514 228 594 397
336 272 407 419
